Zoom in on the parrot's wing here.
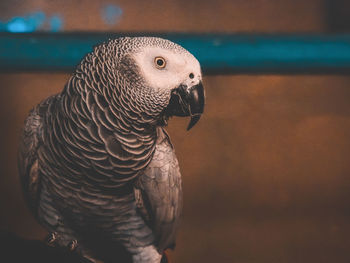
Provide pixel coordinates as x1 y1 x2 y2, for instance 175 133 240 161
136 128 182 252
18 96 56 216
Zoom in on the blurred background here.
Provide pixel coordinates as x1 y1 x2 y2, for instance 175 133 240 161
1 0 350 262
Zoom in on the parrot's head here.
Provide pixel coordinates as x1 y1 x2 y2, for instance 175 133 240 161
86 37 205 131
128 37 205 130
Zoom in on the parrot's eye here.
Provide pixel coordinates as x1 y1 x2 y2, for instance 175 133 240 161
154 56 166 69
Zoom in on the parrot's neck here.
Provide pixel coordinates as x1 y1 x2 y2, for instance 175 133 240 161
43 84 158 190
40 55 166 190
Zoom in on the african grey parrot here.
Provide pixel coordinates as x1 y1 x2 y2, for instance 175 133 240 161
18 37 204 263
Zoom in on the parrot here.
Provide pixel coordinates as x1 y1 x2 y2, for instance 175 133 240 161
18 37 205 263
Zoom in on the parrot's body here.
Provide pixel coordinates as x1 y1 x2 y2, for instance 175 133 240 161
18 37 204 263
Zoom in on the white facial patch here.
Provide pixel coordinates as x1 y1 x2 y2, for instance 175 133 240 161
131 46 201 92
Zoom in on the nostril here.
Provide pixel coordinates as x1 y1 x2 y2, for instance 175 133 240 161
189 73 194 79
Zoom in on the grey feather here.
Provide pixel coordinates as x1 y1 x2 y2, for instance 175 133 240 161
136 128 182 252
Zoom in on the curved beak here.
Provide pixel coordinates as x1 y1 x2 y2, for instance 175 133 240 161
164 81 205 130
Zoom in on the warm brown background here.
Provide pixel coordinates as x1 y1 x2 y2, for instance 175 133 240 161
1 0 350 262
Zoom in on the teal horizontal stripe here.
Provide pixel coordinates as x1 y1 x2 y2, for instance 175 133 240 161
1 33 350 74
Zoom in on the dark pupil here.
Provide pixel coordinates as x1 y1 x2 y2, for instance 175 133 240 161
157 59 164 66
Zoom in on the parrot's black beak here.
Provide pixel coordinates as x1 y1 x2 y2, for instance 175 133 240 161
164 81 205 130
